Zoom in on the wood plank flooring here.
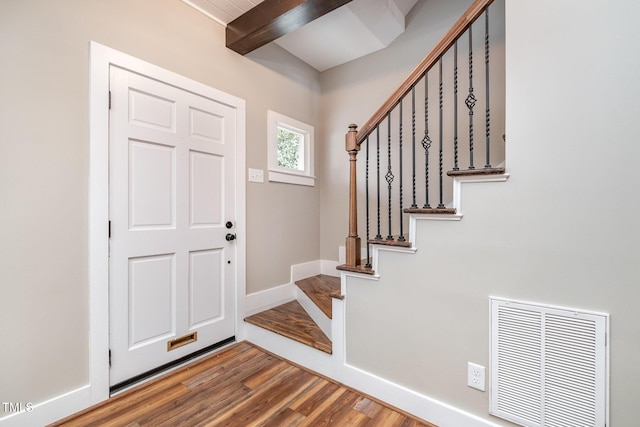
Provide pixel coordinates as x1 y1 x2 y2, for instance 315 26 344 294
49 342 436 427
244 300 332 354
295 274 341 319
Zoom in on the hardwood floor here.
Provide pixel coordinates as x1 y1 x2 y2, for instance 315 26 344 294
50 342 436 427
295 275 341 319
244 301 332 354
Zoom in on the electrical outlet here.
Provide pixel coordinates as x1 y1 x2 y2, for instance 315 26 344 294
467 362 486 391
248 168 264 183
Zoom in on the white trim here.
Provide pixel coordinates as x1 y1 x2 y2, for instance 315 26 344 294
452 173 510 215
88 40 246 416
0 386 90 427
268 170 315 186
339 363 503 427
245 283 296 316
246 259 338 343
244 260 325 316
320 259 340 275
409 214 463 246
366 244 416 276
267 110 315 186
245 323 338 378
290 259 322 282
296 286 332 339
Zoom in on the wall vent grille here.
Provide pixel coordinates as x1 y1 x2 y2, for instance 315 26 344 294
490 298 608 427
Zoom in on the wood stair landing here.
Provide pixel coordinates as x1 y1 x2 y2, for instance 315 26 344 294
295 274 341 319
245 300 332 354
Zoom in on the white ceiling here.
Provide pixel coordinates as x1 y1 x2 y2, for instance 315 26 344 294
182 0 266 26
182 0 418 71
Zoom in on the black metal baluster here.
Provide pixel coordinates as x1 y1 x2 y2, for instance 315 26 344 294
365 136 371 268
398 102 405 242
484 8 492 169
453 40 459 171
411 86 417 208
386 112 394 241
422 71 432 209
437 57 445 209
466 25 477 170
375 125 382 240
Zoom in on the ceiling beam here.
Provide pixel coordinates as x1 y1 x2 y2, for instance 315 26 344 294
226 0 353 56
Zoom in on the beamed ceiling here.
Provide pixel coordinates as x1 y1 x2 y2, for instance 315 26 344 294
183 0 418 71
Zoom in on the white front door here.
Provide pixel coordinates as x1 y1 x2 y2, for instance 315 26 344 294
108 65 236 387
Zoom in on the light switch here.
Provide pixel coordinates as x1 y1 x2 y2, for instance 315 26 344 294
248 168 264 183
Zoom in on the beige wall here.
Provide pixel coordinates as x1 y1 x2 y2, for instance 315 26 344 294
0 0 320 408
324 0 640 425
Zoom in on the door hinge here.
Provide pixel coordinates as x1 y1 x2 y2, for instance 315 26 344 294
108 91 111 110
108 349 112 368
108 220 111 238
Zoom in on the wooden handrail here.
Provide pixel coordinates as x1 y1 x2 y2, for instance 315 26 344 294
355 0 494 146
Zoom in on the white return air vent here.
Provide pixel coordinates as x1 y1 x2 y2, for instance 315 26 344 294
490 297 609 427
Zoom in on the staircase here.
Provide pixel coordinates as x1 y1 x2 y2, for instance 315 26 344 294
244 274 341 354
339 0 503 273
245 0 503 359
243 1 505 424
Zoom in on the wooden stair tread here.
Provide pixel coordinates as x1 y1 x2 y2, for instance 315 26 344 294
295 274 341 319
447 167 505 177
245 300 332 354
403 207 456 214
336 262 375 275
368 236 412 247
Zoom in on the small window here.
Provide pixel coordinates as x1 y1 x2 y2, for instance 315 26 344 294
267 110 315 186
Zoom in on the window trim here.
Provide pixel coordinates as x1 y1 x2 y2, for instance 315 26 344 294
267 110 315 186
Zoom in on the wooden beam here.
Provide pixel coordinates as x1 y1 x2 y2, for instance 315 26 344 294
226 0 353 56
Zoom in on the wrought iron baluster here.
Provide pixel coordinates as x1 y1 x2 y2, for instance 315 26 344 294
375 125 382 240
466 25 477 170
453 41 459 171
422 71 432 209
484 8 492 169
437 57 445 209
386 112 394 241
411 86 417 208
398 102 405 242
365 136 371 268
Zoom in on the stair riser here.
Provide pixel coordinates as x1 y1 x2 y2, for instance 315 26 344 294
296 287 332 339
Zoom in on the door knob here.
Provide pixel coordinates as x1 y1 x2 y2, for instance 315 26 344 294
225 233 236 242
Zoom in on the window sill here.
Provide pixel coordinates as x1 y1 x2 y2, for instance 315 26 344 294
268 170 315 187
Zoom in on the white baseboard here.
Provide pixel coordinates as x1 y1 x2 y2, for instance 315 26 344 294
246 260 340 317
339 363 502 427
0 385 92 427
245 282 295 316
290 260 322 283
320 259 339 275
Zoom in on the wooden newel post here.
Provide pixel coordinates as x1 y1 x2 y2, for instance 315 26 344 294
345 124 361 268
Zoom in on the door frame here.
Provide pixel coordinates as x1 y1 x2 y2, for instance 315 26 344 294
89 41 246 404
